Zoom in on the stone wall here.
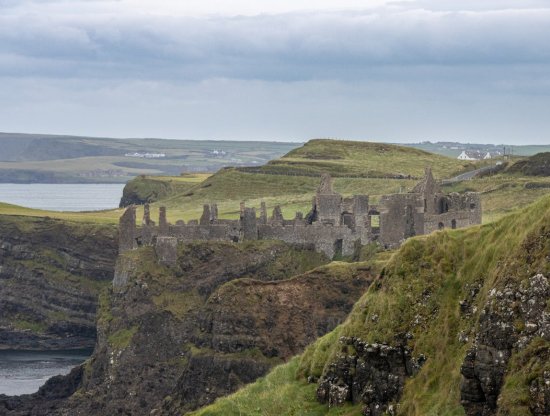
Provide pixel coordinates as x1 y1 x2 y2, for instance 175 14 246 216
171 224 239 242
119 206 137 253
379 194 425 248
316 194 344 225
258 224 360 259
424 192 482 234
241 207 258 240
156 237 178 265
118 170 482 265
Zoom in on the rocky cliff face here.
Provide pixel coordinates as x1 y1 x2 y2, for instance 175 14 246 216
460 277 550 415
163 261 372 413
316 337 425 414
118 176 173 207
308 201 550 416
5 196 549 416
28 241 372 416
0 215 117 350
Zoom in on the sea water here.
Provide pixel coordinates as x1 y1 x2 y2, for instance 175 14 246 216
0 183 125 212
0 184 122 395
0 349 92 395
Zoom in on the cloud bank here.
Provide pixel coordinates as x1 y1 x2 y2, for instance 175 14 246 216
1 0 549 143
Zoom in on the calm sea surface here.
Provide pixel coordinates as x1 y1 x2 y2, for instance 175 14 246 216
0 349 92 395
0 183 124 211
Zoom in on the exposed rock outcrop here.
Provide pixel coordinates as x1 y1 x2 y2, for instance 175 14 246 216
460 273 550 415
22 241 373 416
0 215 117 350
316 337 425 415
164 263 373 413
508 152 550 176
306 199 550 416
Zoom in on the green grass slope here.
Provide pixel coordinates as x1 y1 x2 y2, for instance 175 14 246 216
190 194 550 416
442 171 550 223
119 139 476 223
128 140 539 225
254 139 473 178
507 152 550 176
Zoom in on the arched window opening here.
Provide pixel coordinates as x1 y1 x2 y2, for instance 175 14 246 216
439 198 449 214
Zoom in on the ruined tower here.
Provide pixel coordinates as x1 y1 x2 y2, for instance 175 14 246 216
313 173 343 225
119 206 137 253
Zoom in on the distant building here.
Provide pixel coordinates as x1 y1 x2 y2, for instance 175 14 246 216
483 152 492 159
125 152 166 158
457 151 482 160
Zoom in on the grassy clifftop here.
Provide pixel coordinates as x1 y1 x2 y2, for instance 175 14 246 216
119 173 211 206
190 195 550 416
116 139 477 223
264 139 471 178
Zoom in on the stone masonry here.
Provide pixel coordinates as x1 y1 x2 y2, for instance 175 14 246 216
118 169 481 263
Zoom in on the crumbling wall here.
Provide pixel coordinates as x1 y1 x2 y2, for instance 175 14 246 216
155 236 178 266
424 193 482 234
200 205 211 225
170 224 239 242
316 194 343 225
352 195 369 229
117 170 481 261
379 194 424 248
119 206 137 253
241 207 258 240
159 206 168 234
258 224 357 258
413 167 441 215
464 193 482 225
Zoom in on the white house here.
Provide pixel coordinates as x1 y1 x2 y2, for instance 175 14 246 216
483 152 492 159
457 151 482 160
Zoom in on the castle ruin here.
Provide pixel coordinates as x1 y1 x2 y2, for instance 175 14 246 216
119 168 481 263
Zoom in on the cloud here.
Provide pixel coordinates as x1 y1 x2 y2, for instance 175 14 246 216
1 2 550 82
2 75 549 143
1 0 550 143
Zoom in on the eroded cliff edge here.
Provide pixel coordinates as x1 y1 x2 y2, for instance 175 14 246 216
188 196 550 416
2 240 374 415
0 215 117 350
299 198 550 415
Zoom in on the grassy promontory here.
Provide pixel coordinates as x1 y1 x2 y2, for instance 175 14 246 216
261 139 472 178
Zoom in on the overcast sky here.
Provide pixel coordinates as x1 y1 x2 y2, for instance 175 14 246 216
1 0 550 144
